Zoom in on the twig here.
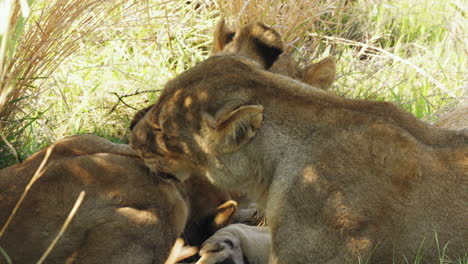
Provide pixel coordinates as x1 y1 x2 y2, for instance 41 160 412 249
110 92 138 112
118 89 162 98
0 130 21 163
36 191 86 264
108 89 160 113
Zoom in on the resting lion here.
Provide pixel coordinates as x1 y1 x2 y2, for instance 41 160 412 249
211 19 336 90
0 134 238 263
130 22 468 263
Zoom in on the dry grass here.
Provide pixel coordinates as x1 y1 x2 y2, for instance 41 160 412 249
432 101 468 130
0 0 150 166
1 0 113 120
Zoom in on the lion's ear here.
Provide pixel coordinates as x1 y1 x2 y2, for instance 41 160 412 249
226 22 283 69
211 18 235 55
211 200 238 230
302 57 336 90
130 104 154 130
203 103 263 153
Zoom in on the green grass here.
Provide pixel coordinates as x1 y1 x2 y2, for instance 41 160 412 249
0 0 466 169
332 0 466 119
0 245 12 264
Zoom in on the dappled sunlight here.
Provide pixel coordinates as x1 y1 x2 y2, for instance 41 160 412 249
346 236 372 257
65 161 96 185
301 165 319 184
116 207 159 225
197 90 209 102
184 96 193 108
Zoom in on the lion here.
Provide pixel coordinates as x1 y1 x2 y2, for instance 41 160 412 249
130 22 468 263
197 224 271 264
208 19 336 224
211 19 336 90
0 134 238 264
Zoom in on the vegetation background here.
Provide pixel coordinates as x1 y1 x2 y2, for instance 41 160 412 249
0 0 467 263
0 0 466 170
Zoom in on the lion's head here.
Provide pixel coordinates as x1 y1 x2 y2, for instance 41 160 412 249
130 19 468 262
211 19 336 90
129 22 338 190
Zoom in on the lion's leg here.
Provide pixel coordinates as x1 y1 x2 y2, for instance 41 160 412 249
66 219 176 264
268 220 354 264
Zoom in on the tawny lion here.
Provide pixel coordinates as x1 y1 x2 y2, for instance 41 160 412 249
211 19 336 90
130 22 468 263
0 134 238 263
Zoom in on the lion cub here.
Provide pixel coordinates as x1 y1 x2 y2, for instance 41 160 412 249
0 134 237 264
130 22 468 263
211 19 336 90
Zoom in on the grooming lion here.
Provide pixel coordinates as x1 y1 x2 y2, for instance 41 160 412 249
130 22 468 263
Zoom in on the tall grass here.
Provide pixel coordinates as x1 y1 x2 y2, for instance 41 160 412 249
332 0 467 119
0 0 466 168
0 0 152 166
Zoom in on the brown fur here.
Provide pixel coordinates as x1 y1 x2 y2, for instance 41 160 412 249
130 22 468 263
212 20 336 90
0 135 237 264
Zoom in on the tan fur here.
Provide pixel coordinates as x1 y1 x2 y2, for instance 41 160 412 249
197 224 271 264
0 135 237 264
211 20 336 90
130 23 468 263
432 102 468 130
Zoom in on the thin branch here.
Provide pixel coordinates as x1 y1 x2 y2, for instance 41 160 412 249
109 92 138 112
118 89 162 98
108 89 160 113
